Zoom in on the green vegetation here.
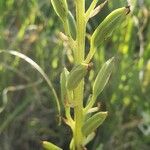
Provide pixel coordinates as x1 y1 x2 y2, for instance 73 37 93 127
0 0 150 150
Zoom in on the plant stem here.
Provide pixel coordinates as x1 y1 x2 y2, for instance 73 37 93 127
73 0 85 149
85 0 98 22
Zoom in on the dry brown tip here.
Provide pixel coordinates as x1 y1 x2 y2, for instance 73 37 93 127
87 62 93 71
125 5 131 15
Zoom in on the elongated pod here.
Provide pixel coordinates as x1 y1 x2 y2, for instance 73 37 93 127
51 0 68 22
84 6 130 63
67 63 90 90
43 141 62 150
93 57 115 99
60 68 69 104
60 68 73 106
82 112 108 136
67 11 77 40
83 132 96 146
91 6 130 49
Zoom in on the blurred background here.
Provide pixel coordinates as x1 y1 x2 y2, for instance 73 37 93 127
0 0 150 149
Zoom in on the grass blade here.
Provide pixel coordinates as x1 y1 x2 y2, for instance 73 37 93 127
0 50 61 117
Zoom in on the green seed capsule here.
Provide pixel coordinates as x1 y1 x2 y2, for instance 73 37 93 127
91 7 130 49
67 11 77 40
93 57 115 99
42 141 62 150
67 63 89 90
82 112 108 136
83 132 95 146
60 68 73 106
51 0 68 22
60 68 69 104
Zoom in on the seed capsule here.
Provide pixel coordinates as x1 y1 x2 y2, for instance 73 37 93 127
91 7 130 49
60 68 73 106
60 68 69 104
89 0 108 18
67 63 89 90
83 132 95 146
82 112 108 136
67 11 77 40
42 141 62 150
93 57 115 99
51 0 68 22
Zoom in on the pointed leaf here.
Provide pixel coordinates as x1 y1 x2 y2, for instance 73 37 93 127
0 50 61 116
51 0 68 22
82 112 108 136
67 63 89 90
93 57 115 99
67 11 77 40
42 141 62 150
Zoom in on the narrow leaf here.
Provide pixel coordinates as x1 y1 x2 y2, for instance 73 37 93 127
60 68 69 104
89 0 108 18
82 112 108 136
91 7 130 49
51 0 68 22
0 50 61 117
42 141 62 150
67 63 89 90
67 11 77 40
83 132 96 146
85 6 130 63
93 57 115 99
86 0 99 20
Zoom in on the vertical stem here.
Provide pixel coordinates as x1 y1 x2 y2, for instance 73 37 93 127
75 0 85 62
73 0 85 150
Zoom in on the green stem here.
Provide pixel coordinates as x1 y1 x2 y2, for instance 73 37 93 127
73 0 85 150
84 95 96 113
85 47 96 63
85 0 98 22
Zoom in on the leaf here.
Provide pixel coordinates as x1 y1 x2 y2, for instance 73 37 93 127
83 132 96 146
67 63 89 90
67 11 77 40
82 111 108 136
51 0 68 22
91 7 130 49
60 67 74 107
42 141 62 150
89 0 108 18
85 6 130 63
0 50 61 117
93 57 115 99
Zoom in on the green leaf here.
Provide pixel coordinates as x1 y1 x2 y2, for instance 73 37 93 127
91 7 130 49
89 0 108 18
60 68 69 104
93 57 115 99
82 112 108 136
60 68 74 106
85 6 130 63
67 63 89 90
42 141 62 150
83 132 96 146
85 0 99 20
67 11 77 40
0 50 61 117
51 0 68 22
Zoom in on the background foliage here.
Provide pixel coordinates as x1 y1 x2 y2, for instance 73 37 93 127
0 0 150 150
